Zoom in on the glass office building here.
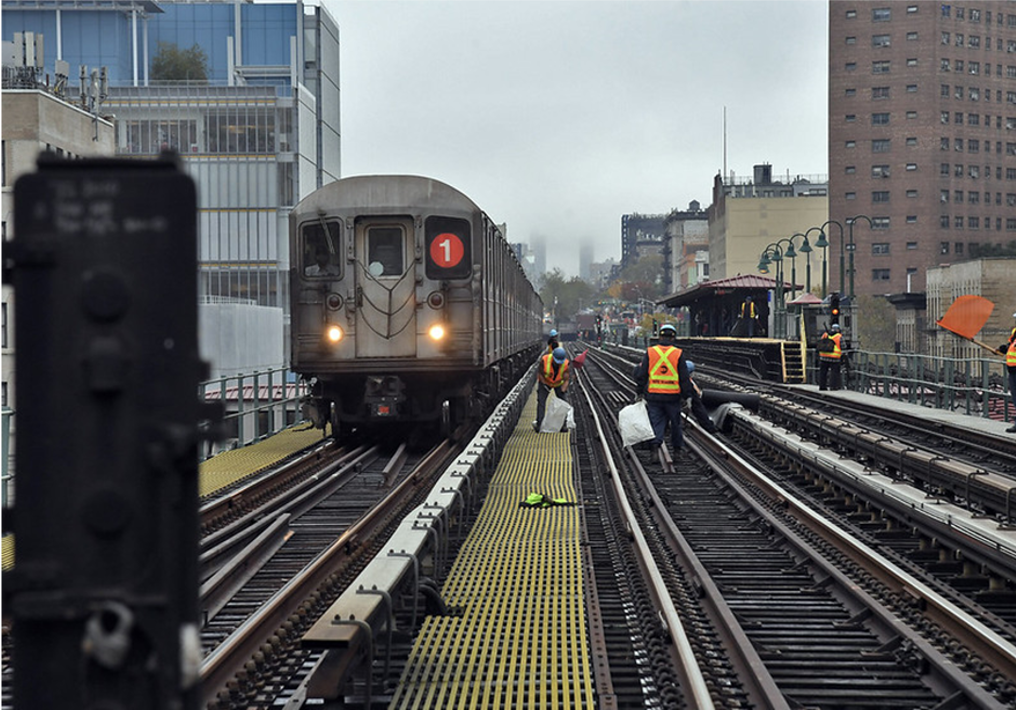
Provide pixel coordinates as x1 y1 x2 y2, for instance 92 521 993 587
3 0 340 373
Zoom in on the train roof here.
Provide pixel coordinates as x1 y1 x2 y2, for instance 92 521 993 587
292 175 484 217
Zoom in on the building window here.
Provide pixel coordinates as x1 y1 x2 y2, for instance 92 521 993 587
969 139 980 153
941 4 950 18
969 8 980 22
941 111 950 124
846 36 857 45
955 164 964 177
906 84 918 93
906 163 917 171
941 189 951 202
956 33 965 47
906 215 917 224
941 163 950 176
969 191 980 204
907 58 918 67
846 140 856 148
906 137 917 146
955 111 964 124
873 7 891 21
940 215 951 228
846 9 856 18
872 139 891 152
955 242 964 255
968 113 980 125
846 191 857 200
955 216 965 229
942 32 951 45
872 164 890 177
907 241 918 250
969 36 981 48
970 88 980 101
846 62 857 72
906 189 918 198
941 241 951 254
969 216 980 229
969 61 980 75
872 269 891 281
872 86 890 99
873 60 890 74
872 217 890 229
846 114 857 122
969 165 980 178
845 88 856 97
872 190 890 202
956 138 965 151
907 31 918 41
873 34 891 47
872 112 890 125
955 189 964 202
845 165 856 174
906 110 917 119
941 84 951 97
872 243 891 255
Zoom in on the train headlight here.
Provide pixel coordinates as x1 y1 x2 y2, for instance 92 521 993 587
428 324 446 341
326 324 344 343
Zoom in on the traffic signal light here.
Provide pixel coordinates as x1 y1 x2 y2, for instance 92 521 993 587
830 293 841 324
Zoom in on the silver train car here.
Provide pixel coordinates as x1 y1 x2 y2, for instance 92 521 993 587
289 175 543 435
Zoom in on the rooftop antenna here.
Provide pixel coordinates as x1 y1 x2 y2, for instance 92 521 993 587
722 105 727 183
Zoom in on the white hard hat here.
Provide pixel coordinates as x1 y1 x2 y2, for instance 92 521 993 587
1012 312 1016 318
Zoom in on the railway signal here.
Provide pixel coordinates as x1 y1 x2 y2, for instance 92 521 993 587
8 153 218 710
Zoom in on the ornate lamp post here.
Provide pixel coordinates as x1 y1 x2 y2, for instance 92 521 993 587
814 220 842 299
758 243 785 337
845 215 874 299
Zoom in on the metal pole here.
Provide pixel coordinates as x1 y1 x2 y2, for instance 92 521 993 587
805 251 812 295
848 220 856 299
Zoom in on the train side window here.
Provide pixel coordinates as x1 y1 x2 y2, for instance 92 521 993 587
425 216 472 279
367 226 404 277
303 220 342 277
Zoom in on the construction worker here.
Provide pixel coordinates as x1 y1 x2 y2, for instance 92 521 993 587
534 346 570 432
998 313 1016 432
546 329 560 353
631 323 692 453
740 296 758 337
818 323 844 391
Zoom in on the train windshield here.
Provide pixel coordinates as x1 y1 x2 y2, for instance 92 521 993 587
366 226 404 277
302 220 342 278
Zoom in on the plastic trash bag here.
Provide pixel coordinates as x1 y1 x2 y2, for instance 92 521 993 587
541 395 573 433
618 400 654 447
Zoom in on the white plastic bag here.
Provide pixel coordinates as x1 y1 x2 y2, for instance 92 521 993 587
618 400 654 447
541 395 573 433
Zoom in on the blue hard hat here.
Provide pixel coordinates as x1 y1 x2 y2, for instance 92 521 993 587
552 347 567 364
686 360 695 374
549 329 558 337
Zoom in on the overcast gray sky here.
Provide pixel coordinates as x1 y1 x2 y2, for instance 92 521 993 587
326 0 829 277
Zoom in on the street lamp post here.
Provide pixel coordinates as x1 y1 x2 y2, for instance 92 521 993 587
776 237 797 305
815 220 842 299
845 215 873 299
758 242 785 337
795 232 813 295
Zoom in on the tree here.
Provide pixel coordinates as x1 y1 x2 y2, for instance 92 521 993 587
538 268 596 321
151 42 208 82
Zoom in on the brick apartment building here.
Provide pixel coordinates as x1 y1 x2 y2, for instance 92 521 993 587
829 1 1016 300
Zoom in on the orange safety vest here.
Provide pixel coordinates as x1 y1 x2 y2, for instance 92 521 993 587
647 345 683 395
819 332 843 360
540 353 569 387
1007 328 1016 368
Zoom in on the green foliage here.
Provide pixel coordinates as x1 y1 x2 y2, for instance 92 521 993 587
151 42 208 82
539 268 596 320
853 294 895 352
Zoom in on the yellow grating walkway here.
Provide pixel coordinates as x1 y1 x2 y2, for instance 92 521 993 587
199 424 325 497
390 388 595 709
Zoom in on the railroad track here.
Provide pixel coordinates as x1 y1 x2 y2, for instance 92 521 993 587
578 344 1016 708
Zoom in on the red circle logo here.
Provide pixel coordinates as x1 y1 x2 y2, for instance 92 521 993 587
430 233 464 268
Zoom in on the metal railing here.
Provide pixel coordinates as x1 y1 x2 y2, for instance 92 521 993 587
198 367 309 460
809 350 1013 423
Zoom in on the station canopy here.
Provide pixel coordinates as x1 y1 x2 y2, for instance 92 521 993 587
657 274 794 309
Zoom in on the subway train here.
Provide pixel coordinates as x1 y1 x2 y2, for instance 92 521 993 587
289 175 543 436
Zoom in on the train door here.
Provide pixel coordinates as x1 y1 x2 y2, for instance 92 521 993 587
353 217 417 358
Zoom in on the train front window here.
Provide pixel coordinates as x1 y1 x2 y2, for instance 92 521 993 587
367 226 404 277
303 220 342 278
